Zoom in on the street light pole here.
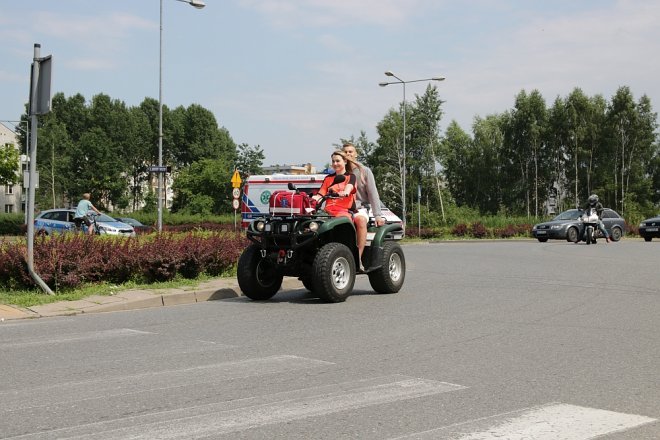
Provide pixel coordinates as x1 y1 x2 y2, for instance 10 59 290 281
379 72 445 232
157 0 205 233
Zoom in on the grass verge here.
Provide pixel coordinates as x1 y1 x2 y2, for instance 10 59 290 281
0 270 235 309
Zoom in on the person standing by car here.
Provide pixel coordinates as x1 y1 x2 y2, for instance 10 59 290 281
342 142 385 269
74 193 101 235
581 194 610 243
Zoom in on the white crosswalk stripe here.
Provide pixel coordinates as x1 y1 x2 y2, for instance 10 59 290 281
7 375 465 439
393 403 656 440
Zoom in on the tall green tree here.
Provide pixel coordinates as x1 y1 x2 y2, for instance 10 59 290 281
171 159 234 214
502 89 548 217
0 143 19 186
235 143 265 178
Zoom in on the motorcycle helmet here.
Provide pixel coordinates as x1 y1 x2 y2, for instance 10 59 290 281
588 194 598 206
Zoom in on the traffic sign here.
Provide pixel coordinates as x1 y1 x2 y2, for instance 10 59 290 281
231 170 242 188
232 188 241 199
232 199 240 210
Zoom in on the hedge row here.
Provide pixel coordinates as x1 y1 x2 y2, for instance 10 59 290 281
0 232 249 292
405 222 534 239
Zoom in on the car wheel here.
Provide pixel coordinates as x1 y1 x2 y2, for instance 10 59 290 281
537 237 548 242
368 241 406 294
643 236 652 242
567 227 579 243
237 244 283 300
610 227 622 242
312 242 355 303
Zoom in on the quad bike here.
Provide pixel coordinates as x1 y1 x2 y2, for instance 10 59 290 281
237 179 406 303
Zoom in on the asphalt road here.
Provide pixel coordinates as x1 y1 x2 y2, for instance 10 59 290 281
1 240 658 439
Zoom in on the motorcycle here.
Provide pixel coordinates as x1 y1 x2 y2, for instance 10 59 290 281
580 208 600 245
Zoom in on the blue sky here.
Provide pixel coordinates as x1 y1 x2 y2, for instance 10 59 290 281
1 1 658 169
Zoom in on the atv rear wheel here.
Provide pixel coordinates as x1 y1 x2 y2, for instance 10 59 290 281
237 244 283 300
368 241 406 294
312 243 355 303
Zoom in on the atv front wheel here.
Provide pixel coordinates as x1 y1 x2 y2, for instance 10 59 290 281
312 243 355 303
368 241 406 294
237 244 283 300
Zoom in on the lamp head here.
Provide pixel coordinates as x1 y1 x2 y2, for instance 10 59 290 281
432 76 446 81
189 0 206 8
378 82 389 87
384 71 395 77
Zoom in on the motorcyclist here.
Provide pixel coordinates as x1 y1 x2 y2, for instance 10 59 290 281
580 194 610 243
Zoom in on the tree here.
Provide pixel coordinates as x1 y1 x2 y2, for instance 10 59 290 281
235 143 265 178
0 143 19 187
502 89 548 217
171 159 234 214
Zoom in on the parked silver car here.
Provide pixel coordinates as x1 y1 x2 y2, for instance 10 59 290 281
34 209 136 237
532 208 625 243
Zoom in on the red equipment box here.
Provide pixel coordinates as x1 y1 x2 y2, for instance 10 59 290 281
269 191 312 216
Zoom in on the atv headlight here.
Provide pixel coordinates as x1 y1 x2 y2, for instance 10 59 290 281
255 220 265 232
308 221 319 232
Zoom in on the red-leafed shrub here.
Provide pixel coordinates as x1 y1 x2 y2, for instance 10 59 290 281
451 223 469 237
0 232 249 292
494 224 517 238
405 227 437 239
470 222 488 238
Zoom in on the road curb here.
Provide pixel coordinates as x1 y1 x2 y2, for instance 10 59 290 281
0 278 303 321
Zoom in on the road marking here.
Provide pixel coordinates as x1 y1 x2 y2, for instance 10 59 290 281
393 402 656 439
0 328 154 349
0 355 333 411
11 375 466 439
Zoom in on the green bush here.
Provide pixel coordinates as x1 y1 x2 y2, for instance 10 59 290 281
0 213 24 235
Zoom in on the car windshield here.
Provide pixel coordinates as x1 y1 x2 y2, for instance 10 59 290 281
95 213 119 223
553 209 581 221
121 218 144 226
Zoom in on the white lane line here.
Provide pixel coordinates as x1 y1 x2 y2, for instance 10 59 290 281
11 375 466 439
394 402 656 439
0 328 154 349
0 355 333 411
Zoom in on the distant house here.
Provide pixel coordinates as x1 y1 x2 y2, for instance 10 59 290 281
0 123 27 215
261 163 316 175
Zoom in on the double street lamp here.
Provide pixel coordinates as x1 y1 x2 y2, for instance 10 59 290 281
379 71 445 230
157 0 205 232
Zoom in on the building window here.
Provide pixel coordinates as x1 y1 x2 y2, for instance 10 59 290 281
5 185 13 194
5 205 13 214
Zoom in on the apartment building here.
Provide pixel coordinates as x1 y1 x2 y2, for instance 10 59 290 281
0 123 27 215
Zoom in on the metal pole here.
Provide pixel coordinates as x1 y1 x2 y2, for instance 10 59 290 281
402 81 406 231
27 44 54 295
418 183 421 237
157 0 164 232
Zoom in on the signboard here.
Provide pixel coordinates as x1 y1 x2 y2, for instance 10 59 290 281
232 199 240 210
231 170 242 188
148 166 168 173
232 188 240 199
